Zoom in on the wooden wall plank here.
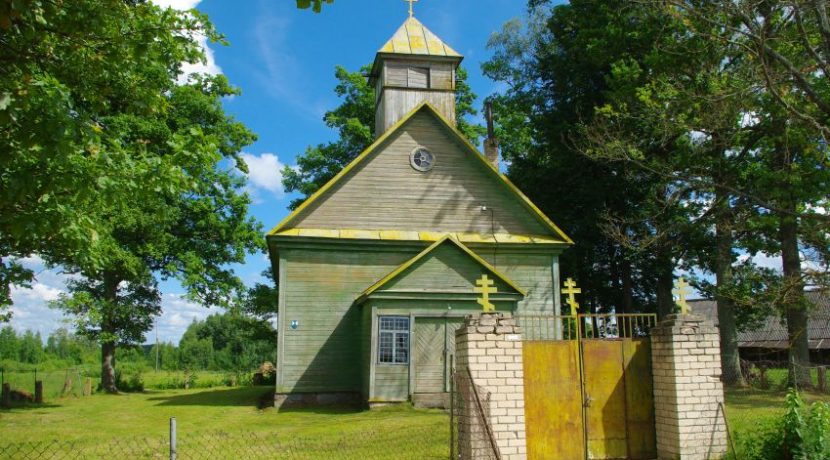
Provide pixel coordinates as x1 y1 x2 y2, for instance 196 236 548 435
292 111 550 236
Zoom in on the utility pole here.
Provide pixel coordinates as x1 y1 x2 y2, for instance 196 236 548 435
155 321 160 372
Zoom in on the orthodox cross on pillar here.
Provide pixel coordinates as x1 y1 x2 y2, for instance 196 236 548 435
562 277 582 317
673 277 691 314
404 0 418 18
475 274 497 312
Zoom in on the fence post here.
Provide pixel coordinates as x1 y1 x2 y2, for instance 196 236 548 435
34 380 43 404
169 417 177 460
1 382 10 408
84 377 92 396
818 366 827 393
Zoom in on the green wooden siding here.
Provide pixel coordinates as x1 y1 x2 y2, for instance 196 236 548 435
373 363 409 401
288 110 550 236
361 306 372 398
279 246 419 393
277 242 559 396
478 252 560 313
383 243 515 294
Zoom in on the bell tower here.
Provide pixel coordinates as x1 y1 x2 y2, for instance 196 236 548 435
369 13 463 137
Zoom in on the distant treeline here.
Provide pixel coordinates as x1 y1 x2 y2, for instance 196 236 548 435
0 312 276 373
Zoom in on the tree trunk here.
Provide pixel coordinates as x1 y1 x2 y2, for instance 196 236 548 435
775 141 811 388
101 340 117 394
100 271 119 394
621 259 633 315
781 212 811 387
715 198 746 387
656 256 674 319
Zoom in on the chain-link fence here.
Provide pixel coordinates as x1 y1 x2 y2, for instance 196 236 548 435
1 368 92 405
0 421 450 460
450 367 500 460
739 359 830 391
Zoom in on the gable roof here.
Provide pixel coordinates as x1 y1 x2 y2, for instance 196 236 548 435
267 102 573 244
692 290 830 349
378 17 461 58
358 234 527 302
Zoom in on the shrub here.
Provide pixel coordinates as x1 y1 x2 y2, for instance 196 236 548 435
731 390 830 460
114 369 144 393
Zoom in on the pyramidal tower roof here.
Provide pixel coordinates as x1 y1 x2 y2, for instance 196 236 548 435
377 16 462 58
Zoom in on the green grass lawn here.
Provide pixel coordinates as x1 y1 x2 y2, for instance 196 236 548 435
724 388 829 435
0 386 449 459
1 384 828 459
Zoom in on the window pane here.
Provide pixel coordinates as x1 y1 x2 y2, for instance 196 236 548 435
379 316 409 364
379 331 393 363
394 333 409 363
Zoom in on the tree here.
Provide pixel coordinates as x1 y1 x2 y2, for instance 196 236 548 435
52 73 263 393
0 326 19 361
296 0 333 13
482 1 698 316
243 271 279 321
282 64 485 210
0 1 224 320
178 312 276 370
664 0 830 140
548 0 829 386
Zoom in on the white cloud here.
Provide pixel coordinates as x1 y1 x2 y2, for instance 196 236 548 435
7 255 210 344
738 252 782 271
180 33 223 80
152 0 201 11
252 8 329 119
8 260 73 336
153 294 211 343
149 0 222 81
240 152 285 199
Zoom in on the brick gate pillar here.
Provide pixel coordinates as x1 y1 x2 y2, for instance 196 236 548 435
455 312 527 460
651 314 727 460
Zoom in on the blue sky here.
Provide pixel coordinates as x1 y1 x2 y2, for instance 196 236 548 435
8 0 537 343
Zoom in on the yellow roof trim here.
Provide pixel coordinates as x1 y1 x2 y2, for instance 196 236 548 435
360 235 527 299
270 228 565 244
422 103 575 245
268 102 573 244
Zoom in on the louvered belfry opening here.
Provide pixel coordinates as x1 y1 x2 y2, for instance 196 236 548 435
370 16 463 137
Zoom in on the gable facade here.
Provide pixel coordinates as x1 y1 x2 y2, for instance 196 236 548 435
268 18 571 409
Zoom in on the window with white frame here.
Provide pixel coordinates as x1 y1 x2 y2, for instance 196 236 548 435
378 316 410 364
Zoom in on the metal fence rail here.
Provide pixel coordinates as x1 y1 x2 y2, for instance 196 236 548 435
515 313 657 341
450 367 501 460
0 422 450 460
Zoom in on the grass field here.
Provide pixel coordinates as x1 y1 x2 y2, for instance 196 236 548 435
0 386 449 459
1 385 828 459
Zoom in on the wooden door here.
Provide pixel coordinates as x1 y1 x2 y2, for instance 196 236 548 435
445 318 464 391
414 318 445 393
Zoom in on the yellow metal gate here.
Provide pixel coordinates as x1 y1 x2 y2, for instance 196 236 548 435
520 314 657 460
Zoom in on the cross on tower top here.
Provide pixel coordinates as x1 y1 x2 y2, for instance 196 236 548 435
404 0 418 18
562 277 582 317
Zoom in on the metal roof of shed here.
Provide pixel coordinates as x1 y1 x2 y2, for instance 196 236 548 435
692 290 830 349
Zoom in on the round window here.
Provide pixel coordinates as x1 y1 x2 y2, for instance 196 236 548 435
410 147 435 172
